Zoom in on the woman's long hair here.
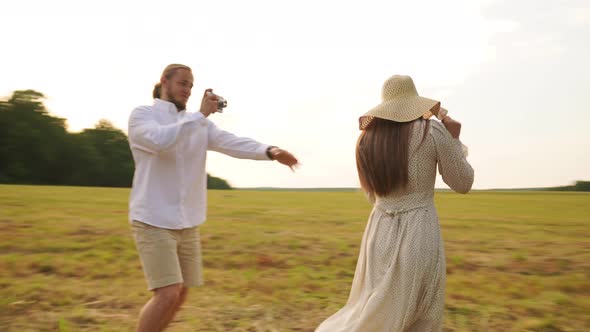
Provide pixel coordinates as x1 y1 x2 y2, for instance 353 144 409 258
356 117 428 197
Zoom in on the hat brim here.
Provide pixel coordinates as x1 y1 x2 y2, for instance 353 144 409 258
359 96 440 130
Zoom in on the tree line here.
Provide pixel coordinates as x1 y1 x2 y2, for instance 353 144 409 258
0 90 231 189
544 181 590 192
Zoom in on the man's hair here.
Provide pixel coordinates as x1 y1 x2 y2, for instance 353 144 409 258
153 64 192 99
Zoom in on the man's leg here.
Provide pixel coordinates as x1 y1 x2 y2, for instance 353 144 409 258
167 286 189 326
136 283 183 332
131 221 185 332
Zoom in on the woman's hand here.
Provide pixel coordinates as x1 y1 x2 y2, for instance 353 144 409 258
440 114 462 139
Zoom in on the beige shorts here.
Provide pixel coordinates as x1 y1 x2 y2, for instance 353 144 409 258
132 221 203 290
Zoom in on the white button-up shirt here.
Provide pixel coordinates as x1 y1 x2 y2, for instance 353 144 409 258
128 99 270 229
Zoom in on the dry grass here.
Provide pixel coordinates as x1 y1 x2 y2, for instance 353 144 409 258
0 185 588 331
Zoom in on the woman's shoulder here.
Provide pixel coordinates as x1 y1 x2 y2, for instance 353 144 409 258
428 119 452 139
428 119 445 131
426 118 469 156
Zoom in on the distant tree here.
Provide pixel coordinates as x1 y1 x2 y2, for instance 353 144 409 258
0 90 70 184
0 90 234 189
545 180 590 192
207 174 232 190
62 133 104 186
574 181 590 192
76 119 134 187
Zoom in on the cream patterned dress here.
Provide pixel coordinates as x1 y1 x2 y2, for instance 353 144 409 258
316 119 474 332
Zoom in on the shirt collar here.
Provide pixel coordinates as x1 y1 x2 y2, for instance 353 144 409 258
154 98 185 114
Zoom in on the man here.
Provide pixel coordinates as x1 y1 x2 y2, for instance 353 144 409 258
128 64 298 332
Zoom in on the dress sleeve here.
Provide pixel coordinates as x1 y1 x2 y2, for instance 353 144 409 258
430 120 474 194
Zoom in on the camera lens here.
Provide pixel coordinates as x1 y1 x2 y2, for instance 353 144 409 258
218 98 227 109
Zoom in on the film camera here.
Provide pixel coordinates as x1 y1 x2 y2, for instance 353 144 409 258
206 91 228 112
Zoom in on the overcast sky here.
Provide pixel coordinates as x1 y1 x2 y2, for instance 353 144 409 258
1 0 588 188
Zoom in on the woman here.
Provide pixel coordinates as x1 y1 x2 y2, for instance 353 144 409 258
316 75 474 332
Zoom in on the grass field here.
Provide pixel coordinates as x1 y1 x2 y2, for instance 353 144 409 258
0 185 588 331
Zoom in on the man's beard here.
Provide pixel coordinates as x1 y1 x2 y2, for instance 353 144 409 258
165 82 187 111
169 95 186 111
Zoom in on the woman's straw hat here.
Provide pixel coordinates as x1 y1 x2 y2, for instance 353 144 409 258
359 75 441 130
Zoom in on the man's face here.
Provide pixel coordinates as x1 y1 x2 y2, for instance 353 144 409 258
164 69 193 110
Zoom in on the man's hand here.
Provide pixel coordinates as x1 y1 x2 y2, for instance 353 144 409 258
269 147 299 171
200 89 218 117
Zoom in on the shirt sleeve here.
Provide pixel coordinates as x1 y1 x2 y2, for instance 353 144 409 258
128 107 205 154
430 120 474 194
206 120 270 160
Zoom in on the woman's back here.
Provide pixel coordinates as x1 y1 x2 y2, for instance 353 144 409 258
375 119 474 212
316 75 474 332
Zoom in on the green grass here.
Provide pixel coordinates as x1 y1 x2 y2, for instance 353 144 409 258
0 185 589 331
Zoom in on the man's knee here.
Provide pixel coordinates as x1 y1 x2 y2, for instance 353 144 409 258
154 283 183 307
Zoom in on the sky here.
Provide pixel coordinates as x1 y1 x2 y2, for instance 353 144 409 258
1 0 589 189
